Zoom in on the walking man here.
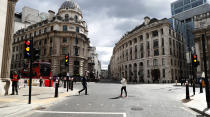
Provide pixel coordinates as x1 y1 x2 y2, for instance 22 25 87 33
120 77 127 97
10 71 20 95
78 77 88 95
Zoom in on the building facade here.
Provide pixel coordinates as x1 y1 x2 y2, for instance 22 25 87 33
87 47 101 80
110 17 187 83
11 0 91 77
171 0 210 49
193 11 210 77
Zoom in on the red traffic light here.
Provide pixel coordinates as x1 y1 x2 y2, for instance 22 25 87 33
25 40 30 46
65 56 68 59
194 55 197 59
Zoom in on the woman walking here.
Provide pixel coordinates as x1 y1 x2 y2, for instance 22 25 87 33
120 77 127 97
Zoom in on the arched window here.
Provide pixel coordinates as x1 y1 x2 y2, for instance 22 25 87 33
65 14 69 21
74 15 78 23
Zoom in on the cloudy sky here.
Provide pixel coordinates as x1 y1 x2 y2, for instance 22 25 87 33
15 0 176 70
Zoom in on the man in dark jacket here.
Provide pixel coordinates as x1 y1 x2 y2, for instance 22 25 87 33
78 77 88 95
10 71 20 95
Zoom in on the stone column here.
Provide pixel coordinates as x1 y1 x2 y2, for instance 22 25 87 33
1 0 18 78
0 0 18 95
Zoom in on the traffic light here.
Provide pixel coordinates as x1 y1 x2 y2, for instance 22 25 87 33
32 48 40 61
192 54 199 67
24 40 31 59
65 54 69 66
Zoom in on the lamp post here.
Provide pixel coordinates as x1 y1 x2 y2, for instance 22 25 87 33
202 34 210 108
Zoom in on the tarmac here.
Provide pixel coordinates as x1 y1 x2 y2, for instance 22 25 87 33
0 84 78 117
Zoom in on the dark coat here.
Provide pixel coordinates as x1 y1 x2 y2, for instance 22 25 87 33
81 77 87 86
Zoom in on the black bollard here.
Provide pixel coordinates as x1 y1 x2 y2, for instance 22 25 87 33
200 80 203 93
64 80 66 88
55 82 59 98
186 81 190 100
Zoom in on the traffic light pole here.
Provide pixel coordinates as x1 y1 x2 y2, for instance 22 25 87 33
28 37 34 104
202 34 210 108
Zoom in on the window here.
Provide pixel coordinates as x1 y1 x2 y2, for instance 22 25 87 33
170 48 172 55
147 41 150 49
129 40 132 45
161 29 163 35
76 27 79 32
162 58 165 66
62 47 67 55
162 38 164 47
49 47 52 56
63 25 67 31
44 28 47 33
134 38 137 43
39 29 41 34
75 38 78 44
139 35 143 41
154 49 159 56
147 70 150 78
162 69 165 78
153 59 158 66
162 48 165 55
44 48 46 55
74 15 78 23
153 40 159 48
147 50 150 57
146 33 149 39
39 40 42 46
65 14 69 21
16 46 18 51
63 38 67 43
51 26 54 31
152 30 158 37
50 37 53 43
44 39 47 44
169 38 172 45
13 47 15 52
75 47 79 56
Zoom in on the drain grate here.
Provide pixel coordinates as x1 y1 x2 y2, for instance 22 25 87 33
131 107 143 111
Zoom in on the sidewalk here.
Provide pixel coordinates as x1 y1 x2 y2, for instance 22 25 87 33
0 85 79 117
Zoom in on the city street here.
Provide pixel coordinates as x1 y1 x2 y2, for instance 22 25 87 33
26 82 200 117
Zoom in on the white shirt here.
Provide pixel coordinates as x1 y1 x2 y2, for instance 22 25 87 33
121 78 127 87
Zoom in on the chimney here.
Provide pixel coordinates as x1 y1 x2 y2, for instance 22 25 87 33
48 10 55 20
144 16 150 25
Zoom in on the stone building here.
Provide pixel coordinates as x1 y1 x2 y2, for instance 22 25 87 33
14 6 50 33
87 47 101 80
193 11 210 77
110 17 187 83
11 0 91 77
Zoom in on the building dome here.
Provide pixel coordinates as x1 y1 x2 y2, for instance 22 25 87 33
59 0 80 11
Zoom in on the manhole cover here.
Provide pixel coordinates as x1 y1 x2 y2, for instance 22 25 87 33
131 107 143 111
0 106 9 108
34 106 46 110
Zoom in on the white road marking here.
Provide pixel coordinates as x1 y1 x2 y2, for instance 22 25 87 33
88 103 92 106
100 104 104 106
76 104 80 106
36 111 127 117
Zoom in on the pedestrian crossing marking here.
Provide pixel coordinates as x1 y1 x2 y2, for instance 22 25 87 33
36 110 126 117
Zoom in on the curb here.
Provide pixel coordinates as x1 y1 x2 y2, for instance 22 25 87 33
1 89 79 117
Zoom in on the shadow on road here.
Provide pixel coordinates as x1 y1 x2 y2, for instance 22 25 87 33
190 107 210 117
109 96 122 99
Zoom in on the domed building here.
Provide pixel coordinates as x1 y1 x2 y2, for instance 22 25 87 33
11 0 91 77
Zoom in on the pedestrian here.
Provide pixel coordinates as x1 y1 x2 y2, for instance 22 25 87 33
70 77 74 90
120 77 127 97
78 77 88 95
10 71 20 95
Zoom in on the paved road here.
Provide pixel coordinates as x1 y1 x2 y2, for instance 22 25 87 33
27 82 200 117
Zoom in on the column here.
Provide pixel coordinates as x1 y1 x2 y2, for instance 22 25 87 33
1 0 18 78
